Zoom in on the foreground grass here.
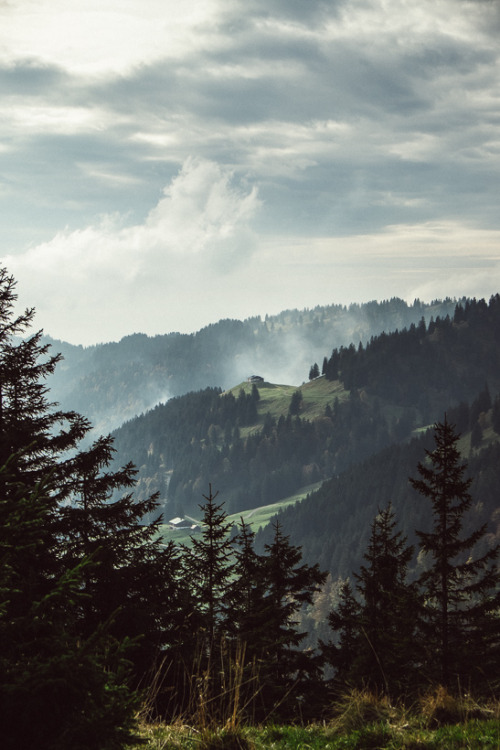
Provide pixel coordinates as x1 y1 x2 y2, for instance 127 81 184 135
131 717 500 749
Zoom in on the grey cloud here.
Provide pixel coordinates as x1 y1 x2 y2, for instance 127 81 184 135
0 59 67 95
83 23 490 132
2 0 499 257
231 0 345 26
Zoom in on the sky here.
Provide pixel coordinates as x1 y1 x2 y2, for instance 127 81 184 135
1 0 500 345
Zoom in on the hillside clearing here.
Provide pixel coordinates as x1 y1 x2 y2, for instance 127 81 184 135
159 481 324 544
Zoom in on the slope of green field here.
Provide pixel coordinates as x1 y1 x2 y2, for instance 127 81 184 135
158 481 324 545
224 376 348 434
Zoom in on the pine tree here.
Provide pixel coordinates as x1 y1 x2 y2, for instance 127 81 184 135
181 485 234 649
0 269 88 501
258 520 326 720
309 363 320 380
224 520 270 719
227 520 268 657
410 418 500 689
322 580 361 685
288 389 303 416
352 504 419 695
0 461 140 750
57 434 185 686
177 486 237 723
0 267 183 731
324 504 419 696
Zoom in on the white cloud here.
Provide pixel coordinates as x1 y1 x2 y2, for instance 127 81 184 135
0 0 223 75
7 202 500 347
4 158 260 342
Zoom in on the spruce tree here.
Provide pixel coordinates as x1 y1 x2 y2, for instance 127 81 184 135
227 520 268 659
0 268 88 500
410 418 500 689
322 580 361 686
57 434 185 686
352 504 419 695
259 520 326 720
225 520 270 719
181 485 234 648
324 504 419 696
0 461 141 750
0 267 183 732
177 486 236 722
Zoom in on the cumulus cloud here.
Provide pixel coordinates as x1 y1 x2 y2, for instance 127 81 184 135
4 158 260 343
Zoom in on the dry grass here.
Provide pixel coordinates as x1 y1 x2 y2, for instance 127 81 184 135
419 685 499 727
329 687 398 733
132 683 500 749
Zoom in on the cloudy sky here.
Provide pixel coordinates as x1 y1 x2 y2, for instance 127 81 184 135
1 0 500 344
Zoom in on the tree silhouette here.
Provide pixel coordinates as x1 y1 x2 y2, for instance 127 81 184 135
410 418 500 688
324 504 419 696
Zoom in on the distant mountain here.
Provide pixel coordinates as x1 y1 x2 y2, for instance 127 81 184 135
43 293 500 587
44 297 457 435
109 296 500 568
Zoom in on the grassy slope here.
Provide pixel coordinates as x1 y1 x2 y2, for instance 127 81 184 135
159 482 324 545
159 377 345 542
159 377 499 544
224 376 349 436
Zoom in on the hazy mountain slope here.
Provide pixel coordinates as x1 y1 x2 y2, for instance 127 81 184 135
109 295 500 532
44 297 456 434
322 296 500 422
255 418 500 583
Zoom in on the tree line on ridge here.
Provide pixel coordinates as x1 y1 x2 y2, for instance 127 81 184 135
0 267 498 749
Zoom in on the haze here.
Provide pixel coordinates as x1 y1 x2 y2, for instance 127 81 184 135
1 0 500 345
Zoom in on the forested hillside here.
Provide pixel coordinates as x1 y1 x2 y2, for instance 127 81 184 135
254 296 500 584
3 262 499 747
111 296 500 537
255 408 500 582
322 296 500 420
45 297 456 434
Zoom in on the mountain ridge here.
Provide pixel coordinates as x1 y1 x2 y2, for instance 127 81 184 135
44 296 458 435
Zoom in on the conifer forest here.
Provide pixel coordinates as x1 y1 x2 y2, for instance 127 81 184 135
0 266 499 749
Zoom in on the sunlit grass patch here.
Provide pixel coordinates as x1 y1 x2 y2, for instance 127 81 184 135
132 717 500 750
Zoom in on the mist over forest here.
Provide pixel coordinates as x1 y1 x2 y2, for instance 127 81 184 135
45 296 458 436
4 268 500 747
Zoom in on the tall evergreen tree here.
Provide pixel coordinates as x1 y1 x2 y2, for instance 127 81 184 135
258 520 326 719
227 520 268 658
322 580 361 686
324 504 419 696
410 418 500 689
177 486 237 723
181 485 234 648
0 459 141 750
0 267 183 734
0 269 88 501
224 520 270 720
57 434 186 686
352 504 419 695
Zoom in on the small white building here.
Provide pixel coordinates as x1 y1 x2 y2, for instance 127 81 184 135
168 517 192 529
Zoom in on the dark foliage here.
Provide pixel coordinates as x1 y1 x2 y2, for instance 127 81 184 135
323 505 420 697
323 296 500 421
410 419 500 689
0 268 177 746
